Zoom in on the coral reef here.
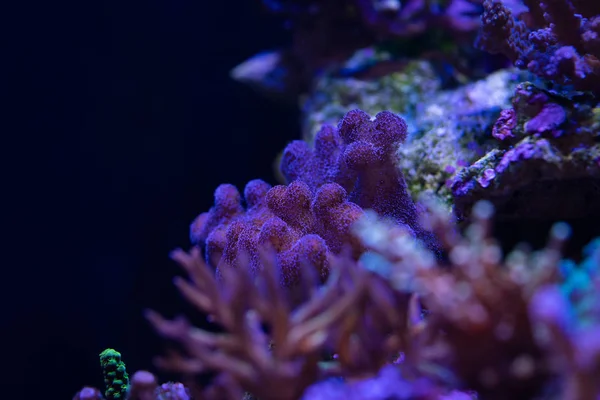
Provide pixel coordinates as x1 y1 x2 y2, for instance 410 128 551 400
295 1 600 221
232 0 487 98
451 80 600 220
74 0 600 399
477 0 600 93
446 0 600 220
351 199 600 399
161 199 567 400
302 57 530 207
76 200 600 400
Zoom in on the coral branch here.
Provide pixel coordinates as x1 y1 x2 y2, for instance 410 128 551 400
477 0 600 92
146 247 367 400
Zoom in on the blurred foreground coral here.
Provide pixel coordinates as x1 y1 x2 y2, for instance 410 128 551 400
75 195 600 399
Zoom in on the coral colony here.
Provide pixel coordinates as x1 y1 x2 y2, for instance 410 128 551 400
75 1 600 399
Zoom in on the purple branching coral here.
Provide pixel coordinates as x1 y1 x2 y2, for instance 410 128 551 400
190 109 437 287
467 1 600 218
464 1 600 220
477 0 600 92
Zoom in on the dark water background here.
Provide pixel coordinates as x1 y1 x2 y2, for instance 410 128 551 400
5 1 297 398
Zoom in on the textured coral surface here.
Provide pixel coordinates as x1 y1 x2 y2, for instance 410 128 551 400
75 1 600 399
190 110 436 287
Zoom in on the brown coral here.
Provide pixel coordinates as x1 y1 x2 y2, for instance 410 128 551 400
145 246 367 400
353 199 573 398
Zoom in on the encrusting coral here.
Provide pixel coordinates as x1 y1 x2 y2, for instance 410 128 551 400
450 81 600 220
